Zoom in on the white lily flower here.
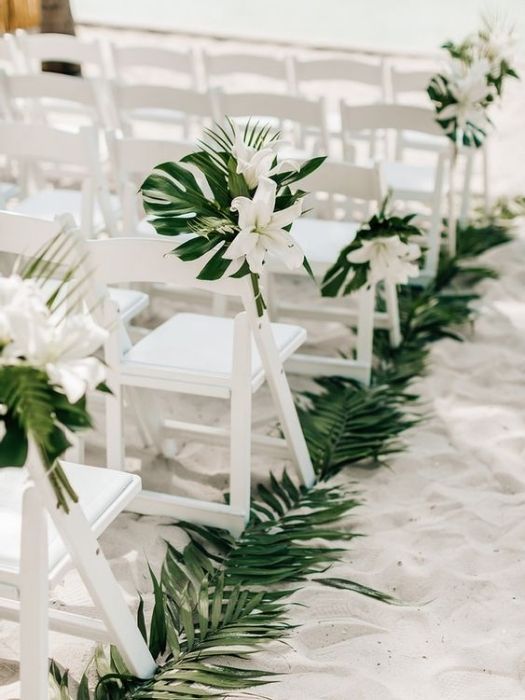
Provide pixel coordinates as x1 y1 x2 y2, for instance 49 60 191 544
440 59 494 134
347 236 421 286
231 124 299 189
0 272 107 402
0 275 49 353
225 177 304 274
44 315 108 404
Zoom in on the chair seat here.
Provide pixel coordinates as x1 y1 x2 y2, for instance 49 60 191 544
0 463 141 578
122 312 306 391
12 189 119 233
382 161 436 197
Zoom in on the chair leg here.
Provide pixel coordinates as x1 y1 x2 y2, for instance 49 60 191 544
106 380 125 469
482 142 490 215
229 313 253 530
384 281 401 348
249 310 315 487
459 150 474 225
28 453 157 680
356 286 375 383
20 484 49 700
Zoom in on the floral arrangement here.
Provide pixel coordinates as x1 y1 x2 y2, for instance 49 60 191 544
428 16 519 148
140 120 325 315
0 233 108 509
321 199 422 297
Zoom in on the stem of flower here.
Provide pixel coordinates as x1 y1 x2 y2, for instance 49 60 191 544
250 272 267 318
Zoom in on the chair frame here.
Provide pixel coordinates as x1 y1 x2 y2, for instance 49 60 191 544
267 159 399 385
87 237 315 535
0 445 156 699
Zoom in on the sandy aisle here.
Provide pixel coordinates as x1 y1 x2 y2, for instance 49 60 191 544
0 28 525 700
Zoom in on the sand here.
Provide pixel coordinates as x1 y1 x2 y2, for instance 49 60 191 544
1 26 525 700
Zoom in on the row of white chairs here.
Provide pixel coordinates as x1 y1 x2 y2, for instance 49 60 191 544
0 29 436 101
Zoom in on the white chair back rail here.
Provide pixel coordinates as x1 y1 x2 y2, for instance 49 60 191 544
110 82 215 137
0 71 106 126
86 236 314 534
16 30 107 78
215 90 328 154
111 44 198 87
294 55 387 95
203 50 293 91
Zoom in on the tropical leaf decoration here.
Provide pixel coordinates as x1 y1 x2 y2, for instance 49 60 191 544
0 229 108 510
321 196 423 297
429 17 519 148
140 119 325 316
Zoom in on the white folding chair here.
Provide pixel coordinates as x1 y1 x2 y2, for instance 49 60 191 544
266 160 397 385
341 103 448 281
215 91 328 156
15 30 108 78
0 122 118 237
87 237 315 536
203 50 294 93
0 447 156 699
110 43 199 89
110 82 215 139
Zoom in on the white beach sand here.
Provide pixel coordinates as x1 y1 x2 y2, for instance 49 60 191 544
1 26 525 700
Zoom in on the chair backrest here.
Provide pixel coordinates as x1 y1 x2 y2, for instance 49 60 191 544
390 67 434 104
110 44 198 88
298 159 385 220
340 102 443 160
0 210 97 312
0 121 98 168
16 30 107 78
110 82 215 137
203 50 292 92
0 210 69 257
294 55 387 98
88 237 248 298
0 71 104 125
215 91 328 154
108 132 195 232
